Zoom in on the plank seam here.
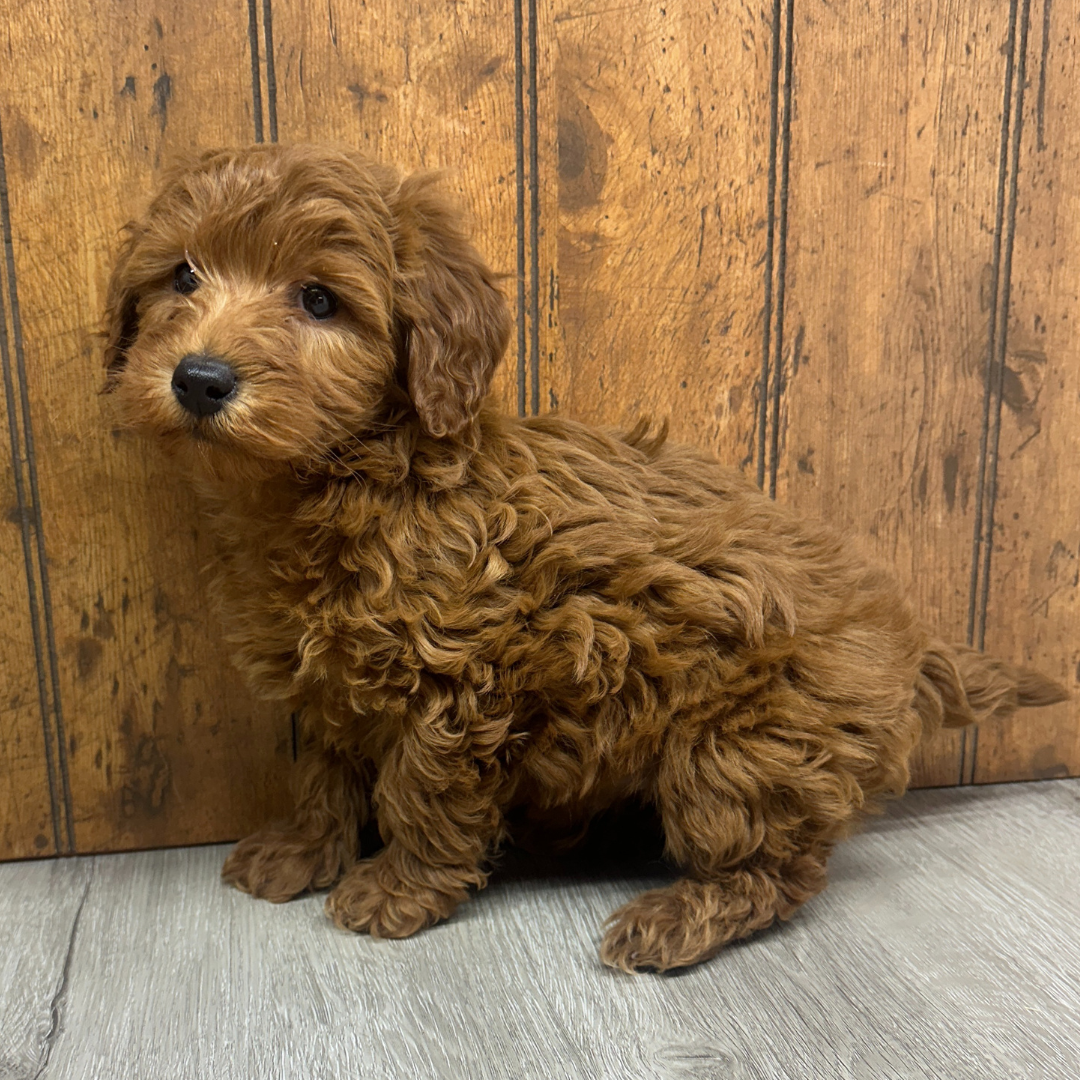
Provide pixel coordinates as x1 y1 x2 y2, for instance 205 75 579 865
972 0 1033 784
527 0 541 417
514 0 527 417
0 131 60 855
979 0 1033 653
0 112 74 854
1036 0 1051 152
967 0 1019 653
262 0 278 143
768 0 795 500
260 0 288 760
757 0 783 490
962 0 1031 785
247 0 265 143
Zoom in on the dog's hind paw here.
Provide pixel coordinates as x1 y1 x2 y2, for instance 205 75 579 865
600 888 701 973
601 880 748 973
601 869 803 973
222 825 354 902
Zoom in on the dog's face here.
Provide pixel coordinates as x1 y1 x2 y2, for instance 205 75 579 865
104 145 510 477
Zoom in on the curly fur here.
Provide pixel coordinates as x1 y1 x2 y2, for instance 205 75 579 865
103 144 1067 972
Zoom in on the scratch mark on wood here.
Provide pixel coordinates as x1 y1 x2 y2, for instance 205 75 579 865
150 73 172 133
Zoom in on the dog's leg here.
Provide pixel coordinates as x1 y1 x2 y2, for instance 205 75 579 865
600 727 838 972
600 854 828 973
222 738 368 902
325 721 503 939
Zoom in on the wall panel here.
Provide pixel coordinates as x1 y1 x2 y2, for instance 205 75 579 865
0 1 1076 861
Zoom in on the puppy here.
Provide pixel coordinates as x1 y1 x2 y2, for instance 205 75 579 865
104 144 1066 972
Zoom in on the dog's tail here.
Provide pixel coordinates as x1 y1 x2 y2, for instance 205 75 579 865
914 641 1069 733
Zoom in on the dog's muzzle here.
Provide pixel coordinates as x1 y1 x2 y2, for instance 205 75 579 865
172 353 237 417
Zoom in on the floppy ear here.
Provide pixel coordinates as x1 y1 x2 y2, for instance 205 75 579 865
102 229 142 389
389 173 511 439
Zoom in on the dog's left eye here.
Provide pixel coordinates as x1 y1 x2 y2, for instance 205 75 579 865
300 284 338 320
174 263 199 295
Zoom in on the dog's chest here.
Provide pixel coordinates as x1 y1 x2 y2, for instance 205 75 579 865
210 494 509 710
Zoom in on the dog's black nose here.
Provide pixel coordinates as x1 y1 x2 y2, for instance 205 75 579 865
171 354 236 417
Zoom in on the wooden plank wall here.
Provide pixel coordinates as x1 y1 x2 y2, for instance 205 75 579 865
0 0 1076 860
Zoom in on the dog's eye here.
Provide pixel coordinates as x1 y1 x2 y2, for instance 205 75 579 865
301 284 338 320
174 263 199 295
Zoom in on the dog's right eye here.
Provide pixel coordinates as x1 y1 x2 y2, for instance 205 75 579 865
173 263 199 295
301 284 338 320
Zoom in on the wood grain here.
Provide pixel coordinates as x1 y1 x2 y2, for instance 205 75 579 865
551 0 771 463
0 0 292 854
1 779 1077 1079
773 2 1017 787
975 0 1080 783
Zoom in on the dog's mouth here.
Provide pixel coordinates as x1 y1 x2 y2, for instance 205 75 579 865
187 422 221 443
163 401 233 446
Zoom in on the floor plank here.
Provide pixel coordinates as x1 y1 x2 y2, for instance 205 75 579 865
1 780 1077 1080
0 858 92 1079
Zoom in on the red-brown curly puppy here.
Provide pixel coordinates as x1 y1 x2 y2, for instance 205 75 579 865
103 144 1066 972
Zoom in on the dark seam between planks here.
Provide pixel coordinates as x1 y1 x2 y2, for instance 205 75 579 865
974 0 1032 788
1036 0 1051 152
967 0 1019 649
757 0 783 491
0 146 60 855
527 0 541 417
768 0 795 500
262 0 283 754
961 0 1025 786
514 0 527 417
0 114 74 854
248 0 265 144
2 120 76 852
979 0 1033 652
262 0 278 143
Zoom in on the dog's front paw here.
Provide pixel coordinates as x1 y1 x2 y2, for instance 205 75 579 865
222 825 355 902
325 854 461 938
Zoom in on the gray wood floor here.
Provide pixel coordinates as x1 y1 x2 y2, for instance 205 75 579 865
1 780 1078 1080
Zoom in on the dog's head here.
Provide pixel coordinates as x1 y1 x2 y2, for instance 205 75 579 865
103 144 510 476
